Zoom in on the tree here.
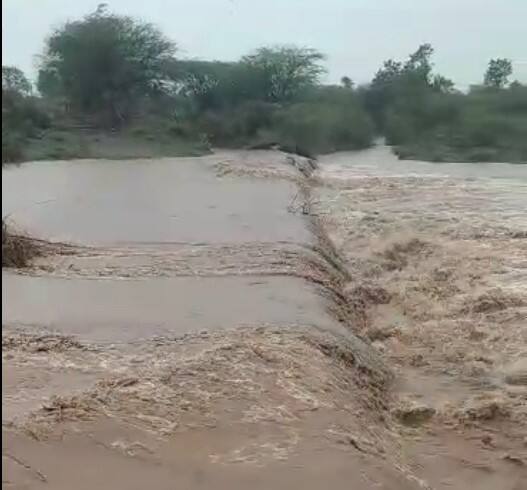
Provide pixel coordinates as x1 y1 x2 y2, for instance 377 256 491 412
340 76 354 89
2 66 32 95
2 67 50 163
403 43 434 84
36 67 63 98
38 6 176 125
164 59 271 113
371 60 403 88
167 60 228 98
365 44 457 130
241 46 325 102
432 74 455 93
484 58 513 88
371 44 434 89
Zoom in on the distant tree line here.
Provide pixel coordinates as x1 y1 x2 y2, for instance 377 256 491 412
3 6 526 163
360 44 525 162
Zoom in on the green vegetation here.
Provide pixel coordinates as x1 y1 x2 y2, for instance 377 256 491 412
389 85 527 163
38 4 175 127
2 66 51 162
168 46 373 154
22 126 209 162
484 58 513 89
2 6 526 164
266 87 374 153
362 46 527 163
2 7 374 163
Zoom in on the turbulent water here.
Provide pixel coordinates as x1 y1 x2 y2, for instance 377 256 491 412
2 146 526 489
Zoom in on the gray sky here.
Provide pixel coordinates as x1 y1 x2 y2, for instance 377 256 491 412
3 0 526 88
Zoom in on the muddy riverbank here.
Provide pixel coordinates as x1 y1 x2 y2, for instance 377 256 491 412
2 147 526 489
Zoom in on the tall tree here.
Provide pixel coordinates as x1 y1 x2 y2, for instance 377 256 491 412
38 6 176 125
241 46 325 102
371 60 403 87
2 66 49 163
371 44 434 90
432 74 455 93
365 44 450 129
2 66 32 96
403 43 434 84
340 76 354 89
484 58 513 88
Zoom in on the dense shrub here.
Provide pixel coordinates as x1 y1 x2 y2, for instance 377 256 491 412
2 132 25 163
190 87 375 154
194 101 276 146
271 98 373 154
2 89 51 163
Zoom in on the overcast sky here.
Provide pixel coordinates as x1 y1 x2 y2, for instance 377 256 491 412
3 0 526 88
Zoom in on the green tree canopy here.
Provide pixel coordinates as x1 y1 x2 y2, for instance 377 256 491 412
2 66 50 163
432 74 456 94
38 5 176 124
166 46 326 111
403 43 434 84
2 66 32 96
165 59 268 111
484 58 513 89
241 46 325 102
340 76 354 89
365 44 457 127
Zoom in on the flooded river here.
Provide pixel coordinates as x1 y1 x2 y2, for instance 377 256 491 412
3 273 341 342
2 153 310 245
2 146 526 489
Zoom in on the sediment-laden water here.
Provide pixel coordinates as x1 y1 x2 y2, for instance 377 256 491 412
2 146 526 489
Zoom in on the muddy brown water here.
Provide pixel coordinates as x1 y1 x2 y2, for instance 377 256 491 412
2 153 310 245
315 145 527 490
2 272 344 342
2 146 526 489
2 151 333 345
319 143 527 180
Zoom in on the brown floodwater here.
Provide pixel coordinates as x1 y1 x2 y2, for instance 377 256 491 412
314 145 527 490
317 144 527 246
2 154 310 245
318 143 527 180
2 147 526 490
2 272 343 342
